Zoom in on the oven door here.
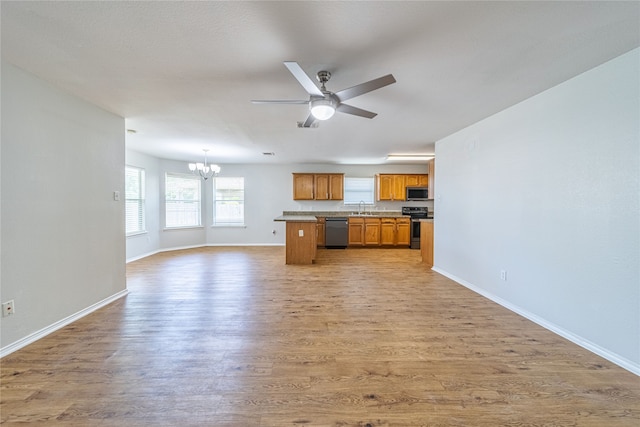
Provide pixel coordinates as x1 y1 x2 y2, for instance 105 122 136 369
410 218 421 249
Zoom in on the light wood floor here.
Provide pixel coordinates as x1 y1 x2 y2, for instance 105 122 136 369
2 247 638 426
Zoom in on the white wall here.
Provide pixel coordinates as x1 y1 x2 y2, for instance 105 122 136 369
124 158 432 260
1 62 127 351
433 49 639 373
125 149 161 260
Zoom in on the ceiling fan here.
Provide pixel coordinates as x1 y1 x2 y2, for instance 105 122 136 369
251 61 396 128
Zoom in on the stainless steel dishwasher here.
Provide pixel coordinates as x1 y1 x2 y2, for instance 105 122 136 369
325 217 348 248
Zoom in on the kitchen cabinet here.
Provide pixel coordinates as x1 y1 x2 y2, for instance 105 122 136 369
405 174 428 187
364 218 381 246
315 174 344 200
316 217 325 247
420 220 434 267
396 217 411 246
380 218 397 245
348 217 364 246
293 173 344 200
427 159 435 200
285 220 317 264
376 174 428 201
379 217 411 246
293 174 315 200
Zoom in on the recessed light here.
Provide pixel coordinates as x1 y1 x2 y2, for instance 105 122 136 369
262 152 275 156
126 129 137 134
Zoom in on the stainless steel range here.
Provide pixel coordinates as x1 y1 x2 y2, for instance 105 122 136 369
402 206 429 249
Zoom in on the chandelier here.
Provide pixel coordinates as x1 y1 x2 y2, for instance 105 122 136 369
188 149 221 180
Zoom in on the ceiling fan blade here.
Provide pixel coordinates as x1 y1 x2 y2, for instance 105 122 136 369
284 61 324 97
297 113 317 128
335 74 396 102
336 103 377 119
251 99 309 104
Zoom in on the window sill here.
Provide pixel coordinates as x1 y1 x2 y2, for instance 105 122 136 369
126 231 148 238
211 224 246 228
163 226 205 231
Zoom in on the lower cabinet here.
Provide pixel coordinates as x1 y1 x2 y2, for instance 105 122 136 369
379 217 411 246
349 217 381 246
364 218 381 246
396 217 411 246
348 217 364 246
316 217 325 247
348 216 410 247
380 219 396 245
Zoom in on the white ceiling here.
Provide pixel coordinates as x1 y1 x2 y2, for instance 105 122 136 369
2 1 638 165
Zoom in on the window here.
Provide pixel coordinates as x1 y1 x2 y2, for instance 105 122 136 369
343 177 375 205
165 173 201 228
125 166 145 235
213 177 244 225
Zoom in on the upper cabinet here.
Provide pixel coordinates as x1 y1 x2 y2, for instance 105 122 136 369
293 173 344 200
376 174 428 201
427 159 435 200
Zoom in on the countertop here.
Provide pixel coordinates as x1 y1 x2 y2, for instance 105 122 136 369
281 210 404 218
274 215 318 222
276 211 434 222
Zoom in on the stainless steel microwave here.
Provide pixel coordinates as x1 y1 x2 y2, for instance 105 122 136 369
406 187 429 201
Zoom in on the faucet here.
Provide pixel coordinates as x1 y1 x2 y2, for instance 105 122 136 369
358 200 365 215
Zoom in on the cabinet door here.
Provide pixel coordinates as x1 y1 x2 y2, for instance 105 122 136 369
392 175 406 201
364 218 381 246
396 218 411 246
377 175 394 201
329 174 344 200
405 175 421 187
348 218 364 246
293 174 315 200
380 219 396 245
315 175 330 200
405 174 428 187
316 218 325 247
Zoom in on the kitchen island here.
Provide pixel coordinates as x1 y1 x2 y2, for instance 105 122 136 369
420 218 434 267
274 215 318 264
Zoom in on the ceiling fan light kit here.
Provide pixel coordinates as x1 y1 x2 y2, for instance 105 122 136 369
310 97 337 120
252 61 396 128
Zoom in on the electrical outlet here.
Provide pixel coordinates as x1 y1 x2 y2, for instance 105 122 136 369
500 270 507 281
2 300 15 317
298 229 304 237
113 191 120 201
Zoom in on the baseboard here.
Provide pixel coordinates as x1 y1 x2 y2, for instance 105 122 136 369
126 243 285 263
432 266 640 376
0 289 129 358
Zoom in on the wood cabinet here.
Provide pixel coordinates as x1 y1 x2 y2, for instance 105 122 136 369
316 217 325 247
376 174 428 201
293 173 344 200
314 174 343 200
420 220 434 267
285 221 317 264
348 217 364 246
380 218 397 245
405 174 428 187
293 174 315 200
396 217 411 246
379 217 411 246
364 218 381 246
